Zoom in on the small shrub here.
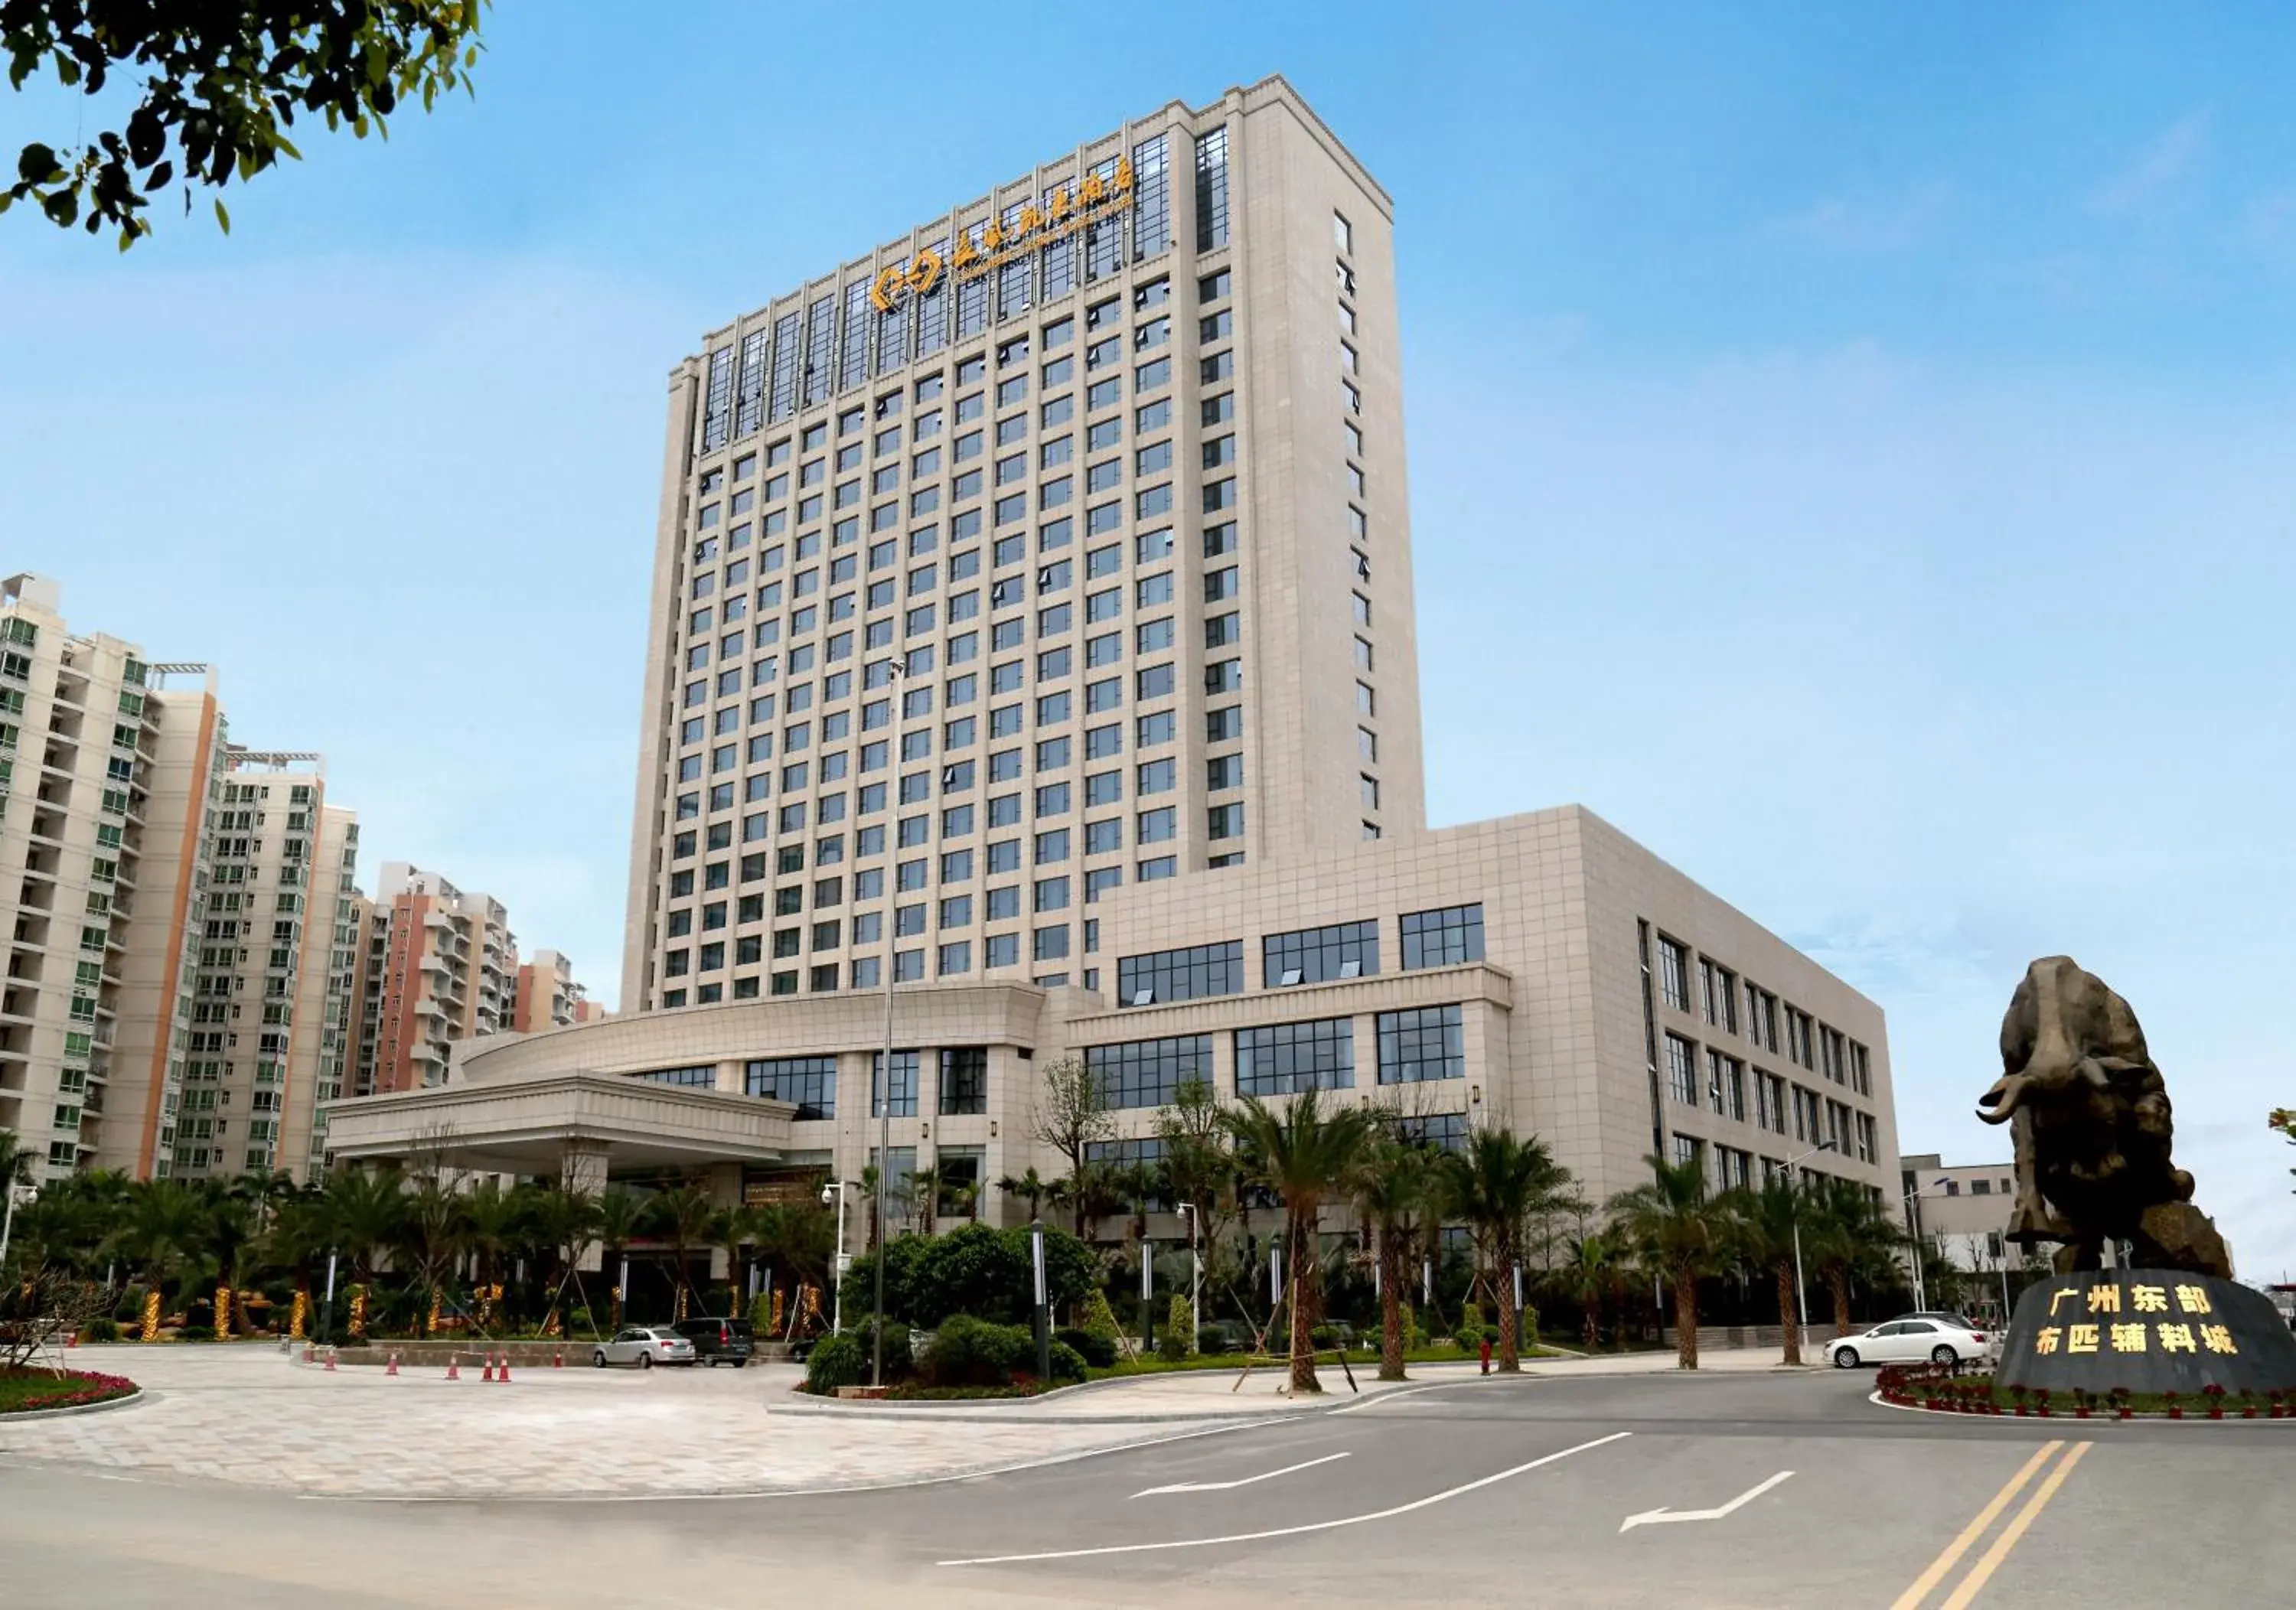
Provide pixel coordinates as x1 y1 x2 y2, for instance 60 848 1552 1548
1196 1325 1234 1354
174 1325 214 1342
1056 1327 1118 1369
920 1315 1034 1388
803 1322 912 1395
1079 1287 1123 1341
1163 1295 1194 1360
1047 1338 1087 1381
81 1318 120 1344
1309 1323 1340 1349
1461 1300 1485 1333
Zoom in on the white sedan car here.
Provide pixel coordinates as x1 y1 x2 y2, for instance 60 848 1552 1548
592 1326 696 1369
1828 1316 1992 1369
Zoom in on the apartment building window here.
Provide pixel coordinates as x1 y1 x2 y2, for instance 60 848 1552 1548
1665 1032 1697 1104
871 1050 920 1118
1263 918 1378 986
1756 1070 1787 1134
1745 983 1779 1053
1234 1018 1355 1096
1707 1048 1746 1122
938 1046 988 1115
1116 940 1242 1007
1851 1041 1873 1097
1376 1004 1464 1084
1334 211 1353 256
1085 1034 1212 1108
1856 1112 1878 1164
1656 934 1690 1012
745 1056 836 1120
1401 904 1483 970
1699 959 1738 1032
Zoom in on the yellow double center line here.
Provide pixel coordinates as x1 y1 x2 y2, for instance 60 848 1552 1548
1890 1439 2093 1610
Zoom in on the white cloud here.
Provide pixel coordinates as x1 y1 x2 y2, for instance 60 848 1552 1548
2089 112 2210 217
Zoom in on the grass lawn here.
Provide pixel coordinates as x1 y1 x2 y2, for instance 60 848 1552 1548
0 1367 138 1414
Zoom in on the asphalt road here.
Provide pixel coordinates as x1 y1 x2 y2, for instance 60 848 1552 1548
5 1368 2291 1608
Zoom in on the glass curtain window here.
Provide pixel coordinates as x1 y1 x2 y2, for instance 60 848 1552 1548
1234 1017 1354 1095
957 220 990 338
1375 1005 1464 1084
735 328 768 438
1041 180 1077 299
839 279 873 393
876 262 911 375
701 345 734 451
915 239 949 356
997 199 1033 321
871 1050 920 1117
1195 127 1230 251
768 311 801 422
1084 156 1126 282
1132 133 1170 259
803 297 836 406
1084 1035 1211 1108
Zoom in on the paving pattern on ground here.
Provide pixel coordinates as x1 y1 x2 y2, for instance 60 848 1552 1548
0 1345 1213 1498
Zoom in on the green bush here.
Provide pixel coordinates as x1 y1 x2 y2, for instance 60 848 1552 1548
1159 1295 1192 1361
1197 1325 1234 1354
843 1223 1097 1328
1079 1286 1123 1341
174 1325 214 1342
1047 1338 1086 1381
1057 1327 1118 1369
920 1315 1034 1387
804 1332 866 1394
1309 1323 1340 1348
803 1322 912 1395
81 1318 120 1343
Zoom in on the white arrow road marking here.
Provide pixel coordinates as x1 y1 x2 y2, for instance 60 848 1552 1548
940 1431 1632 1566
1619 1470 1795 1533
1132 1451 1351 1498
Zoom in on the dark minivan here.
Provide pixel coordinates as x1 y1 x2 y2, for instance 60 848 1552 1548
673 1317 754 1367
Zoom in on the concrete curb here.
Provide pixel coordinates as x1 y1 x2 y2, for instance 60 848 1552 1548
0 1385 146 1423
1865 1387 2296 1426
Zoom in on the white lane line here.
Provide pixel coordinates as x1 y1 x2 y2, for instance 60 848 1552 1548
1329 1382 1458 1416
938 1430 1632 1566
1133 1451 1350 1498
1618 1469 1795 1532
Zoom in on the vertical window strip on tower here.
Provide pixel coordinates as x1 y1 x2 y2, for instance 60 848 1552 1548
956 220 990 338
1041 179 1077 300
802 297 836 406
701 344 734 451
734 328 768 438
1084 155 1126 282
768 311 801 422
1132 133 1170 259
876 260 911 375
839 278 873 393
997 198 1033 322
915 239 949 356
1195 127 1230 251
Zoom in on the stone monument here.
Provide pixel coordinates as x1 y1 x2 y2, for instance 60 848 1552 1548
1978 957 2296 1393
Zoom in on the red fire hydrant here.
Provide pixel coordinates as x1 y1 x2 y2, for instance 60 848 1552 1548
1479 1336 1492 1375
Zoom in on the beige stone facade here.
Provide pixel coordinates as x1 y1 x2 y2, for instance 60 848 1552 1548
620 77 1423 1017
1902 1151 2020 1272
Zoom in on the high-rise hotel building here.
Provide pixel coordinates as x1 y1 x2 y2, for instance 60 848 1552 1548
619 78 1423 1013
331 80 1902 1223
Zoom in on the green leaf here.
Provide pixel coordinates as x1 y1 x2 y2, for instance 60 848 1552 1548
18 142 59 184
214 197 230 235
42 189 77 227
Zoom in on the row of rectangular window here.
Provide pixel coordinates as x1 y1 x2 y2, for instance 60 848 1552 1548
1653 933 1874 1097
1118 904 1483 1006
1084 1002 1463 1109
1661 1029 1881 1161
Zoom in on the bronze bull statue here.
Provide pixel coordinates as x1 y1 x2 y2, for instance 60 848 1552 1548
1976 957 2231 1279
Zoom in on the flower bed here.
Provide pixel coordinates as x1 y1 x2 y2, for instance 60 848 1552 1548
0 1367 139 1415
1876 1361 2294 1420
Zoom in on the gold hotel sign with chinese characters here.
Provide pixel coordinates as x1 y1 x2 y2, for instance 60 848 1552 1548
871 156 1137 314
2030 1281 2234 1360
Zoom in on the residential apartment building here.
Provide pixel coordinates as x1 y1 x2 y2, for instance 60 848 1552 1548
327 79 1901 1229
511 948 599 1034
0 575 360 1184
354 864 517 1094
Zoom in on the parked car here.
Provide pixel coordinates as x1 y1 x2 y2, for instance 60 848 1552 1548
1829 1316 1992 1370
592 1326 696 1369
673 1317 754 1367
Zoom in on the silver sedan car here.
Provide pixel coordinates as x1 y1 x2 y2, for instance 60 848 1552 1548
592 1325 696 1369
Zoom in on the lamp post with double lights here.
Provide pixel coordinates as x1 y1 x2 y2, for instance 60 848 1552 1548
1176 1202 1202 1354
820 1178 856 1335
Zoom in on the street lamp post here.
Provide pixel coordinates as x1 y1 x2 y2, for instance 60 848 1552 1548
1177 1203 1201 1355
0 1178 29 1269
1786 1139 1839 1334
820 1180 853 1335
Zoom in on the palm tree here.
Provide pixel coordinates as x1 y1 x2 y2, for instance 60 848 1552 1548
459 1180 520 1331
321 1168 406 1286
996 1166 1058 1224
109 1178 210 1339
396 1180 465 1334
644 1181 719 1321
708 1204 756 1318
1550 1231 1627 1352
908 1165 941 1238
748 1199 834 1330
1720 1176 1808 1365
1352 1138 1432 1381
1803 1179 1908 1338
1606 1155 1727 1370
524 1184 602 1334
1438 1128 1573 1371
1221 1087 1377 1395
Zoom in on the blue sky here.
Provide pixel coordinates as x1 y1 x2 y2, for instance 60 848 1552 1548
5 5 2292 1268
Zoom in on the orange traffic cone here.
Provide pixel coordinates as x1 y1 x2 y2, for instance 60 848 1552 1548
553 1348 564 1369
385 1351 400 1377
324 1348 338 1373
481 1354 495 1382
445 1356 460 1381
497 1353 513 1384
